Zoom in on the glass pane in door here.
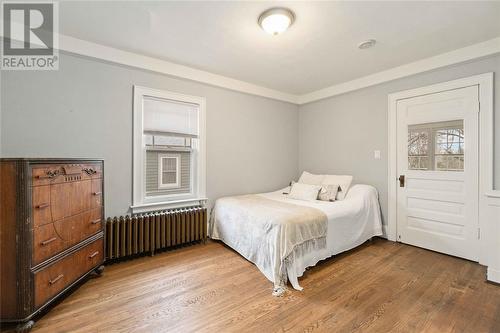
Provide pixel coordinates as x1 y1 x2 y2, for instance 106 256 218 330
408 120 464 171
408 129 430 170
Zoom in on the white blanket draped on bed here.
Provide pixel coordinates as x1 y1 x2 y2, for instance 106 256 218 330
210 195 328 292
209 184 383 294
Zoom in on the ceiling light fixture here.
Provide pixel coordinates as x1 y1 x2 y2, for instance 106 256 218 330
258 8 295 35
358 39 377 49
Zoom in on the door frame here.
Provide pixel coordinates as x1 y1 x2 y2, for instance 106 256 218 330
387 72 495 266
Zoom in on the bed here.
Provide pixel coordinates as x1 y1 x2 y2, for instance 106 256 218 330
209 183 383 295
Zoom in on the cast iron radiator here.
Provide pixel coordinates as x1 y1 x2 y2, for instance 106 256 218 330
104 206 207 261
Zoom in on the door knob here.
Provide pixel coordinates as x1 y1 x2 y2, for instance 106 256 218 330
399 175 405 187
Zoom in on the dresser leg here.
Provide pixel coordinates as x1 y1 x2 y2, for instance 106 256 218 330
94 265 105 276
16 320 34 332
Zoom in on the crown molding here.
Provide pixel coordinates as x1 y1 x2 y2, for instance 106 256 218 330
59 35 500 105
298 37 500 104
57 34 299 104
2 30 499 105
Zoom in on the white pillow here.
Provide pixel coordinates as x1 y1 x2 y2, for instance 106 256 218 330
322 175 353 200
298 171 324 185
288 182 322 201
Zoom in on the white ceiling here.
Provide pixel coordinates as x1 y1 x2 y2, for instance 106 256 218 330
60 1 500 95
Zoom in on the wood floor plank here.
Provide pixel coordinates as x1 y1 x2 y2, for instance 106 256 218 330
2 239 499 333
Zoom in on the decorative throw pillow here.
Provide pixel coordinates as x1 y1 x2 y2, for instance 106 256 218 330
322 175 353 200
298 171 324 185
318 184 339 202
288 182 322 201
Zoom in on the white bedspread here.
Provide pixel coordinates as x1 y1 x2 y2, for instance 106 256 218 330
209 184 383 292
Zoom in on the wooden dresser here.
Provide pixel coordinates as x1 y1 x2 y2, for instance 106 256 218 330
0 159 105 330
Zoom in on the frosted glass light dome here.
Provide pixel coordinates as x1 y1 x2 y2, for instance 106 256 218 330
258 8 295 35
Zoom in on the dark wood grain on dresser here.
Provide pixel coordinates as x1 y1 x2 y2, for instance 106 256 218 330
0 159 105 327
0 162 18 319
32 207 103 265
34 238 103 308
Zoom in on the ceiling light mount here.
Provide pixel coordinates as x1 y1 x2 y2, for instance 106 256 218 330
358 39 377 49
258 7 295 35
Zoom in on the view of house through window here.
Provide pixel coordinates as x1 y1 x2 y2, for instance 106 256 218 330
158 154 180 189
408 120 464 171
143 96 199 197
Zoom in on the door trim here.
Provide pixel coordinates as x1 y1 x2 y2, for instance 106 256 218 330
387 72 495 266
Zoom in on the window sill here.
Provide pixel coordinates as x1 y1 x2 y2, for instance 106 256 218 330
130 197 208 214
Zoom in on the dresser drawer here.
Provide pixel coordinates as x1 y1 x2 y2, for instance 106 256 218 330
32 186 52 227
33 223 66 265
32 165 65 187
34 237 103 308
49 180 93 220
32 163 102 187
91 179 103 209
32 180 104 227
33 208 103 265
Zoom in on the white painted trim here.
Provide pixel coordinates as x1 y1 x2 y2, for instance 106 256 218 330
299 38 500 104
487 268 500 284
3 31 495 105
130 198 208 214
387 94 398 241
387 73 494 266
58 35 298 104
133 86 207 213
485 195 500 283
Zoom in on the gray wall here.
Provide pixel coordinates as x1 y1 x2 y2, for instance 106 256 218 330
2 51 498 223
0 52 299 217
298 55 500 225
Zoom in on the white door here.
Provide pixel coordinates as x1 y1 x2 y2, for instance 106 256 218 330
396 85 479 261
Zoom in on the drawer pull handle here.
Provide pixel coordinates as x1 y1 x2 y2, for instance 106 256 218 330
90 219 101 225
82 168 97 176
37 170 60 179
49 274 64 285
36 203 50 209
41 237 57 246
89 251 99 259
93 191 102 196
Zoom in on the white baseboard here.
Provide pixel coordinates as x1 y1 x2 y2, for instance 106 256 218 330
487 267 500 283
381 224 394 241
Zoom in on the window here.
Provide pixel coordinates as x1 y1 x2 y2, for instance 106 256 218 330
158 154 180 189
435 128 464 171
408 120 464 172
408 130 429 170
132 86 206 213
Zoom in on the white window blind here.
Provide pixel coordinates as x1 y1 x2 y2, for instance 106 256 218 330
143 97 199 138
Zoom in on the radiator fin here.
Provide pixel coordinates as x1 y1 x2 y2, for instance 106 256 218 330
105 207 206 261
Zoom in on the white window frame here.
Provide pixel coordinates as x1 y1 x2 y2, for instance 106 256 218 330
131 86 206 214
158 153 181 189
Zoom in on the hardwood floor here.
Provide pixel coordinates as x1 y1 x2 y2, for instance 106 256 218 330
4 238 500 333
